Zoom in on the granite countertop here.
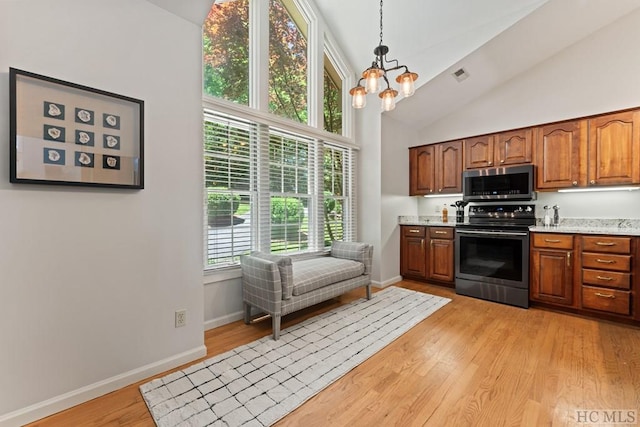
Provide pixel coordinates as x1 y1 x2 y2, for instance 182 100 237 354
399 216 640 235
398 216 456 227
530 218 640 236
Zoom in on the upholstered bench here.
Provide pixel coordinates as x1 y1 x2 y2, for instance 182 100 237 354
240 241 373 339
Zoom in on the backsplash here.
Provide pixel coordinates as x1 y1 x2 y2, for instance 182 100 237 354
417 189 640 220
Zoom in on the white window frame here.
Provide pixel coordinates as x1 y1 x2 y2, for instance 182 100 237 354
203 0 358 272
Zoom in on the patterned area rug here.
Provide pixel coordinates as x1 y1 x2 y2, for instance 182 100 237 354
140 286 450 426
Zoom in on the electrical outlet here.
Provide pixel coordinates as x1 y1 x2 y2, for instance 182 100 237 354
175 310 187 328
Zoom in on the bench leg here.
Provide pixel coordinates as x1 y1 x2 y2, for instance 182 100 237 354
243 302 251 325
366 284 372 300
272 314 282 340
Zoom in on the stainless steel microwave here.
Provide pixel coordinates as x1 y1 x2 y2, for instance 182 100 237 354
462 164 535 202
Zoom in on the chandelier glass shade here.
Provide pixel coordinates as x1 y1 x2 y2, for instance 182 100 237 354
349 0 418 111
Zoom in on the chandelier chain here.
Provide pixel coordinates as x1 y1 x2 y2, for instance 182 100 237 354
379 0 384 47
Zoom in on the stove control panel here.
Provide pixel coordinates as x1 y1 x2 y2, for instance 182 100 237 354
468 204 536 219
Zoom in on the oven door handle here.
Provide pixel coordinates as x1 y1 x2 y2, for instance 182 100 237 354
457 230 528 237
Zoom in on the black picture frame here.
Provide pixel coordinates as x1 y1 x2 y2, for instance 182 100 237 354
10 68 144 189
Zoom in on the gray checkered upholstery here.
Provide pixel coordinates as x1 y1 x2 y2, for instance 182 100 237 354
248 251 294 300
331 241 373 275
241 242 373 339
292 257 364 296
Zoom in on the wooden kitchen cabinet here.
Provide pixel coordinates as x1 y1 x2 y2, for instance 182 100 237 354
495 129 533 167
535 110 640 190
409 145 435 195
530 233 576 307
409 141 463 195
400 225 455 285
588 110 640 186
535 120 587 189
464 135 494 169
464 129 532 170
428 227 455 283
400 226 427 278
580 235 633 317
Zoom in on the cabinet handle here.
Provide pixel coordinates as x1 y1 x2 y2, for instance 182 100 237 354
421 240 424 250
596 258 615 264
596 275 613 281
572 181 578 186
567 252 571 267
590 179 596 185
545 239 561 243
488 161 493 166
438 188 442 192
434 231 447 235
500 159 505 164
596 242 616 246
595 292 615 299
409 229 421 233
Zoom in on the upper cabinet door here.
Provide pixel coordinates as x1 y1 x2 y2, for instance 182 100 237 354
536 120 587 189
409 145 435 195
464 135 494 169
496 129 533 166
436 140 463 193
588 110 640 186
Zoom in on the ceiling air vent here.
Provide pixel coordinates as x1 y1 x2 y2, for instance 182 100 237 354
452 67 469 82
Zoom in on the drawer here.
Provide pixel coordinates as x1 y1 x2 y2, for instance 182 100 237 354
429 227 454 239
581 253 631 272
532 233 574 250
403 226 426 237
582 236 631 254
582 269 630 290
582 286 631 316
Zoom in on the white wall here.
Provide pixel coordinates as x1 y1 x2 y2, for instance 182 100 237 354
380 115 420 285
356 107 383 283
417 8 640 220
0 1 205 424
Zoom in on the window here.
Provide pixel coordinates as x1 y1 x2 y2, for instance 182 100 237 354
269 0 308 123
323 145 346 246
204 113 255 267
202 0 357 270
323 53 342 134
203 0 250 105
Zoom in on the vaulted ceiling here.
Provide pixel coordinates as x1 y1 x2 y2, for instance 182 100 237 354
314 0 640 130
147 0 640 131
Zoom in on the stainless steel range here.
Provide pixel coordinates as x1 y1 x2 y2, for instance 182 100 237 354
455 204 536 308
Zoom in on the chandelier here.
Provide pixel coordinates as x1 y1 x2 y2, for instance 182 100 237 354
349 0 418 111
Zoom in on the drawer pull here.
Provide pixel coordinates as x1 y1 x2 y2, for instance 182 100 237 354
544 239 561 243
596 242 616 246
596 275 613 281
434 231 448 235
409 229 421 233
595 292 615 299
596 258 615 264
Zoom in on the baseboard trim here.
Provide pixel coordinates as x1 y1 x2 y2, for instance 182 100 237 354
0 345 207 427
204 311 244 331
372 276 403 289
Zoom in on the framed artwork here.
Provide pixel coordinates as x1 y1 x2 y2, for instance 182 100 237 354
10 68 144 189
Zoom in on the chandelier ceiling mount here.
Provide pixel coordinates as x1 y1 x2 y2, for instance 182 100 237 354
349 0 419 111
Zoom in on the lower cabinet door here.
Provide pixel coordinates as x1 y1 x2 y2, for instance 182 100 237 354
428 238 454 282
530 248 574 306
401 236 426 278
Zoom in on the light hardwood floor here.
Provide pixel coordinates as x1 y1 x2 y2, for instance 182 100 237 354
27 281 640 426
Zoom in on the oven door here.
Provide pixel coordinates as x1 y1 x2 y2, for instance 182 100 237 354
455 228 529 289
